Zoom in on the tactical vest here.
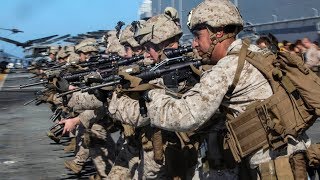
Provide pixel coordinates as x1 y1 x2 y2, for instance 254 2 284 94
224 39 320 162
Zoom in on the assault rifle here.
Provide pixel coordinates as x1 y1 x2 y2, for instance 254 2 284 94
57 75 122 97
56 47 196 96
19 80 48 89
60 55 144 82
81 57 202 93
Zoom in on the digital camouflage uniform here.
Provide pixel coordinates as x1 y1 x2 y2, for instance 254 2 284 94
145 0 310 179
67 39 115 178
68 91 116 179
107 23 147 180
108 9 198 179
147 39 311 179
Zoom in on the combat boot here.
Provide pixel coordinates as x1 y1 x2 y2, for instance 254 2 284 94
64 138 76 153
64 159 83 174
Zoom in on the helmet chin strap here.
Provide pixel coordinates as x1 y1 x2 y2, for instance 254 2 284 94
201 27 236 63
159 50 168 61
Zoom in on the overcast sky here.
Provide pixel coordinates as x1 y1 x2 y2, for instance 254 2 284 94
0 0 143 57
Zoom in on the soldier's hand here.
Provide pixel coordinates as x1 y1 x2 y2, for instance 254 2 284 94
68 85 77 90
59 117 81 135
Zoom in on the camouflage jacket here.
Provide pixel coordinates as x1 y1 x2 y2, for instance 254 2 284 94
78 110 96 129
77 107 106 129
68 91 103 111
146 39 273 132
146 39 310 167
68 91 104 129
108 78 166 127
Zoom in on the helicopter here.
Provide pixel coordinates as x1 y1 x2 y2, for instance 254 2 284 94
0 35 58 48
0 28 24 34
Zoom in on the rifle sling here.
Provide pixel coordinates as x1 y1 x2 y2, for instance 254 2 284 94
225 39 250 99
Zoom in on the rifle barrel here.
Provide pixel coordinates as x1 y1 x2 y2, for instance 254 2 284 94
19 80 48 89
81 79 121 93
56 88 82 98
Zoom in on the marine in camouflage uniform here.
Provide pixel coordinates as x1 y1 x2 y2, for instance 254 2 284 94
108 8 199 179
62 39 99 175
142 0 310 179
75 38 99 63
107 21 148 180
56 48 69 64
48 46 59 62
62 39 116 179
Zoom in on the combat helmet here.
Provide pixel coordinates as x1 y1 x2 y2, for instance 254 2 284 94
67 52 80 65
187 0 243 61
106 38 126 57
49 46 59 55
57 49 69 59
119 20 146 48
135 7 182 46
64 45 75 54
75 38 99 53
187 0 243 31
103 30 118 47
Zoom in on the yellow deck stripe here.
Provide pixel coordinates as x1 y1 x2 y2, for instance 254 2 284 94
0 73 8 89
0 73 7 81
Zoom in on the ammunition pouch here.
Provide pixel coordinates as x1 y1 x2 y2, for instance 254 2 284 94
225 88 316 162
289 151 308 180
274 157 295 180
224 39 318 162
259 157 294 180
259 160 277 180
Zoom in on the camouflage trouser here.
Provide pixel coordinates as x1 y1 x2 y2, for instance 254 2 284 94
107 140 140 179
72 144 90 166
133 150 169 180
72 125 89 166
88 121 116 179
